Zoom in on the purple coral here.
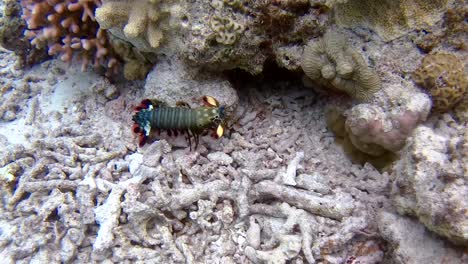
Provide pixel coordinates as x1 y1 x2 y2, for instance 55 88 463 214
21 0 119 73
344 84 432 155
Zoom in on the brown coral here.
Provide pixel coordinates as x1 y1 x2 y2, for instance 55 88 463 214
301 30 381 101
21 0 119 73
412 53 466 112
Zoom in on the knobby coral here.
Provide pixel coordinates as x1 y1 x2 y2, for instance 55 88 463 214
20 0 119 73
301 30 381 101
412 52 467 112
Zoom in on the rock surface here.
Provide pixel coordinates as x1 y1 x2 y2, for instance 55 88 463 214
391 123 468 246
378 211 467 264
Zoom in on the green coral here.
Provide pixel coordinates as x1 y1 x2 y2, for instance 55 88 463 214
412 52 466 112
301 30 381 101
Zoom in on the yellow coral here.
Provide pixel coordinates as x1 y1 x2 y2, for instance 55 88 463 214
301 30 381 101
412 53 466 112
95 0 165 49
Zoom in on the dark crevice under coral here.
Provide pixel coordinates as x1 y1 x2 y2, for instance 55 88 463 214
224 61 396 170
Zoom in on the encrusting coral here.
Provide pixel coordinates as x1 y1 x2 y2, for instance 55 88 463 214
20 0 119 73
301 30 381 101
333 0 451 42
412 52 466 112
414 1 468 52
210 15 245 45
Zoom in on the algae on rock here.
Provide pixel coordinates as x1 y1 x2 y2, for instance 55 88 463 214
333 0 452 41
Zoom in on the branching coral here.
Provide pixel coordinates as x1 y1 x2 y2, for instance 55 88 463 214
301 30 381 101
95 0 167 50
412 52 466 112
20 0 119 73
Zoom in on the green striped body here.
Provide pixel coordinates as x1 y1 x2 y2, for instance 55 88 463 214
132 96 226 148
136 106 222 133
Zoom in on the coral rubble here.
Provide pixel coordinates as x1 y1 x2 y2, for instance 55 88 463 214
1 0 468 262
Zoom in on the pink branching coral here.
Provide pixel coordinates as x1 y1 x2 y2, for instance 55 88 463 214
21 0 119 73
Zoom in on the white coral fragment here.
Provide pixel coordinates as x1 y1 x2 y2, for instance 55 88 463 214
279 151 304 186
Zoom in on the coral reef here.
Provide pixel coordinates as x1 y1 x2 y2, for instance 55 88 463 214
92 0 331 74
326 106 397 169
95 0 177 52
175 0 327 74
301 30 381 101
335 30 433 155
412 52 466 112
20 0 119 73
333 0 452 42
391 122 468 246
413 0 467 52
2 0 468 261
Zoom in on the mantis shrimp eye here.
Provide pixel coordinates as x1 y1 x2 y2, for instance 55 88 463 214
216 124 224 138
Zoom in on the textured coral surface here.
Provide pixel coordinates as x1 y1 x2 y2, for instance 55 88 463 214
20 0 119 73
412 52 467 112
1 0 468 262
391 121 468 246
334 0 451 41
301 30 381 101
0 53 394 263
95 0 167 50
